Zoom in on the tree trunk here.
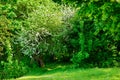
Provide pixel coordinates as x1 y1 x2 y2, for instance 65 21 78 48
31 54 45 67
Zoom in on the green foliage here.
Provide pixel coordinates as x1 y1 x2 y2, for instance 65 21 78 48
0 0 120 79
0 0 29 79
15 0 60 67
1 60 28 78
17 0 76 64
0 40 27 79
27 0 62 32
0 2 17 62
19 28 51 56
69 1 120 67
71 51 89 67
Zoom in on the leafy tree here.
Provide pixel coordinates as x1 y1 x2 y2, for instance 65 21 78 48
69 1 120 67
0 0 28 78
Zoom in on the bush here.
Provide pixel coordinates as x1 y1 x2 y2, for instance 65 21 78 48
69 1 120 67
0 0 30 78
17 0 77 64
1 60 28 79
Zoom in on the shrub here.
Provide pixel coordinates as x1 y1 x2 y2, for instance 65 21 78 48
1 60 28 79
17 0 77 64
0 0 29 79
69 1 120 67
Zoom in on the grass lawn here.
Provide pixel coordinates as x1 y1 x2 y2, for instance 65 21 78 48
14 64 120 80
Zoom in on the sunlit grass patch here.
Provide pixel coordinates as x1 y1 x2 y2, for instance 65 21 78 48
15 64 120 80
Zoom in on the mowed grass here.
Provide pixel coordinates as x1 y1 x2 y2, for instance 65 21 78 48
15 64 120 80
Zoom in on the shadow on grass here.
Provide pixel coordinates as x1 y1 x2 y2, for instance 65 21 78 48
26 63 73 76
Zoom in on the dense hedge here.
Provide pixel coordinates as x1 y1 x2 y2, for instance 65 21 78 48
0 0 29 78
69 1 120 67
